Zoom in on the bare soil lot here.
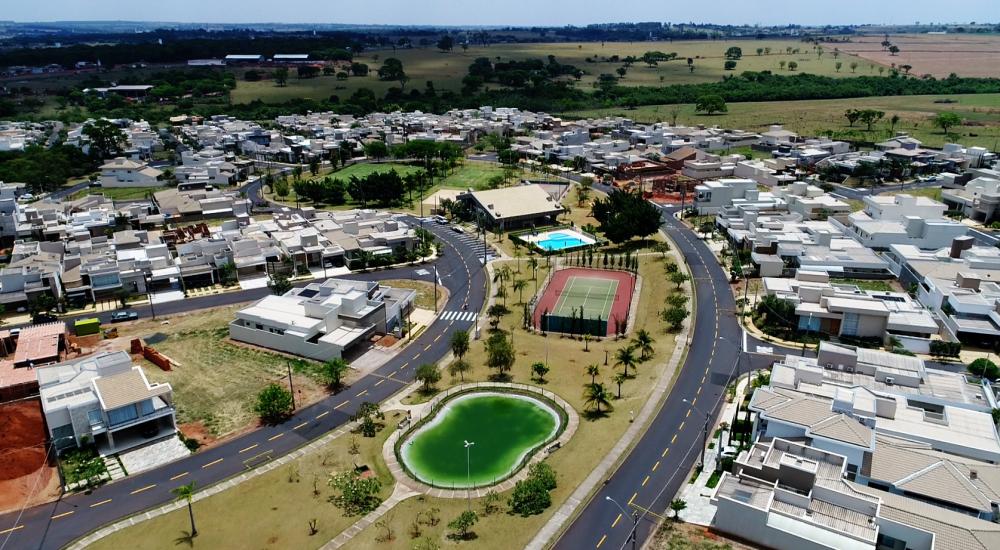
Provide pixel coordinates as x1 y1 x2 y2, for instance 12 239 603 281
0 399 61 513
839 34 1000 78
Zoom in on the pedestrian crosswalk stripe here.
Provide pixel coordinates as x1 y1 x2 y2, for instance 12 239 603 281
441 311 477 322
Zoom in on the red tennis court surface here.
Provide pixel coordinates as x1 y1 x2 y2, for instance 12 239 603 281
533 268 636 336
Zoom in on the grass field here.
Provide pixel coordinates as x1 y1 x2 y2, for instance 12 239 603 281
89 411 399 550
110 305 328 439
68 186 161 201
561 93 1000 149
838 33 1000 78
551 276 618 318
231 39 883 105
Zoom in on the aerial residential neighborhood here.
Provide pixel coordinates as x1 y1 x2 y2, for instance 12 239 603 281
0 4 999 550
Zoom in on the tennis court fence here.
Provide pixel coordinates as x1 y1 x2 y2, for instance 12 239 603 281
540 312 606 337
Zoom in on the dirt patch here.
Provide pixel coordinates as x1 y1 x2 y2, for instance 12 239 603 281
178 421 217 447
0 399 61 513
839 34 1000 78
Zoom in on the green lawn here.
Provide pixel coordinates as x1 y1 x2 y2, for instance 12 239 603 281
69 186 162 201
561 93 1000 149
231 39 884 105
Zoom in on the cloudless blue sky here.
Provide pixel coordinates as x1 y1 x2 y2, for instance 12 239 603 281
6 1 995 26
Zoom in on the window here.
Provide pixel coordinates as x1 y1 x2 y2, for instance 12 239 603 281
107 405 138 427
87 409 103 427
139 400 155 416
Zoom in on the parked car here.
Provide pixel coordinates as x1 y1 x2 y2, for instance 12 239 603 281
452 226 465 234
433 215 449 224
110 310 139 323
31 313 58 324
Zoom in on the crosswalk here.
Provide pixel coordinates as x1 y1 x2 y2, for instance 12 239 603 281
451 232 499 263
440 310 478 322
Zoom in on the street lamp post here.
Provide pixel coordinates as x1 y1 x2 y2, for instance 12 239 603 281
684 398 711 468
464 440 475 511
604 496 637 550
286 361 296 410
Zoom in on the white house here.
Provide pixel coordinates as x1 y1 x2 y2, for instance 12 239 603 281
99 157 164 188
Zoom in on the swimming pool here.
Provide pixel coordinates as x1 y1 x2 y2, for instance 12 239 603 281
526 229 596 252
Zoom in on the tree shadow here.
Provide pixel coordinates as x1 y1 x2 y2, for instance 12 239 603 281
582 409 611 421
447 532 480 542
488 373 512 383
174 531 196 547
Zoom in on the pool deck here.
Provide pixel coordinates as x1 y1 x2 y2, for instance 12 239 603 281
381 382 579 499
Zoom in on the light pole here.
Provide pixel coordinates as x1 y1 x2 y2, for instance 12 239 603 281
286 361 296 410
464 440 475 511
145 272 156 320
800 312 814 357
684 398 711 469
604 496 637 550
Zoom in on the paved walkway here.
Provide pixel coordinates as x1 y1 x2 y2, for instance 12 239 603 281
118 437 191 476
525 229 694 550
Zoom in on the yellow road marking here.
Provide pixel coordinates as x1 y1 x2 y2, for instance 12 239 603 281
596 534 607 548
413 353 421 360
130 484 156 495
202 458 223 468
170 472 188 481
691 397 697 406
374 379 384 387
686 409 691 418
662 448 669 457
51 511 74 520
701 375 706 383
90 499 112 508
642 475 650 487
671 434 678 444
0 525 24 534
239 443 259 453
293 421 308 430
611 513 622 528
679 420 685 430
356 389 368 398
434 334 441 342
628 492 637 506
652 460 660 472
268 433 284 441
697 386 702 395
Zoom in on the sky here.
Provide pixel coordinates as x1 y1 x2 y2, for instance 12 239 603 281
5 0 995 27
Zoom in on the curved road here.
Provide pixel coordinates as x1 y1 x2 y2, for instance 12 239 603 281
553 204 779 550
0 222 487 550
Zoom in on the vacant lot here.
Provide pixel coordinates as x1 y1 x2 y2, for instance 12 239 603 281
562 93 1000 149
0 399 61 513
107 305 328 441
69 186 161 201
90 410 399 550
232 39 882 104
839 33 1000 78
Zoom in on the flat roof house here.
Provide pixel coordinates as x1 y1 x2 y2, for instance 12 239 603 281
37 351 176 455
99 157 164 188
458 184 564 229
229 278 415 362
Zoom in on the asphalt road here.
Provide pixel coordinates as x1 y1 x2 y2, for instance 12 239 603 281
553 205 772 550
0 222 487 550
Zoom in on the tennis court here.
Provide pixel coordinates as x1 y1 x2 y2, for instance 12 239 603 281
533 267 636 337
551 276 619 320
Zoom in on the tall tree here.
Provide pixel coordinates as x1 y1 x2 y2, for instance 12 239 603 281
583 383 612 414
83 119 126 160
484 331 515 379
614 346 638 377
632 329 655 361
172 482 198 538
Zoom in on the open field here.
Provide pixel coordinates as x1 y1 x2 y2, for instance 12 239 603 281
69 186 161 201
89 410 399 550
104 305 328 440
0 399 61 514
838 33 1000 78
231 39 884 104
561 93 1000 149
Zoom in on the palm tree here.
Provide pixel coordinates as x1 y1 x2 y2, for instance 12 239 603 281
583 382 612 414
614 346 638 378
613 372 627 399
586 364 600 385
527 257 539 286
512 241 522 273
510 279 527 304
172 482 198 537
583 333 592 352
669 498 687 521
493 266 512 307
632 329 655 361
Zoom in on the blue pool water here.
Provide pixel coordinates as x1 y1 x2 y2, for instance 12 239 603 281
536 232 590 251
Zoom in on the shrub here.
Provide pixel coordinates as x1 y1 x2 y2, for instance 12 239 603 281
969 358 1000 380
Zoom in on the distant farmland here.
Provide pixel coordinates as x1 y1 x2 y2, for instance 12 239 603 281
838 33 1000 78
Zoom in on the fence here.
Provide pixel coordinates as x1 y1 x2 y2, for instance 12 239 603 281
540 313 606 337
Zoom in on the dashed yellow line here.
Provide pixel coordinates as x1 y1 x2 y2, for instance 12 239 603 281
90 498 112 508
596 534 607 548
293 421 309 430
356 389 368 398
130 484 156 495
51 511 74 520
628 492 637 506
686 409 691 418
679 420 685 431
671 434 678 444
374 379 385 387
202 458 223 468
413 353 421 360
268 433 284 442
239 443 259 453
0 525 24 534
433 334 441 342
642 475 650 487
170 472 188 481
611 513 622 528
662 448 669 457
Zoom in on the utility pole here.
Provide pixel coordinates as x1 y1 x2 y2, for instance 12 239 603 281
433 266 439 313
286 361 296 410
145 273 156 320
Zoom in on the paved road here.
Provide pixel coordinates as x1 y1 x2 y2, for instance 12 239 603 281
554 204 771 550
0 222 487 550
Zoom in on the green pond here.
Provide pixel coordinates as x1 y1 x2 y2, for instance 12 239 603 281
400 393 560 488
